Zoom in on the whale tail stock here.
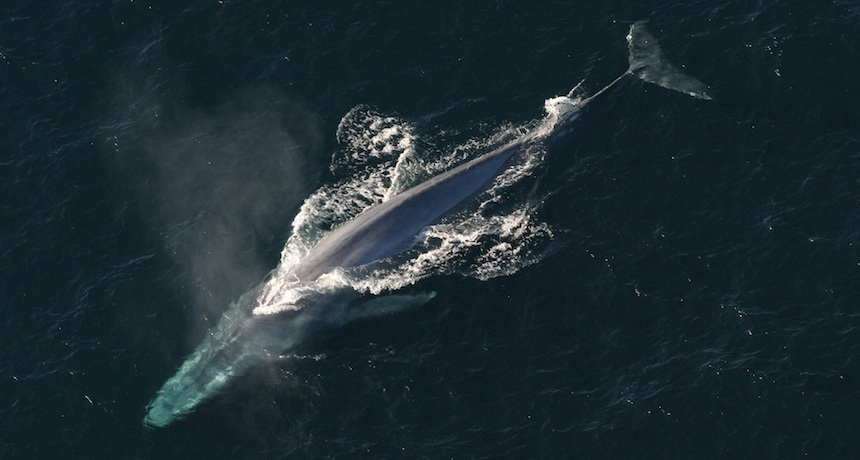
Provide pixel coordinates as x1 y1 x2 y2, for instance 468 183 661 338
626 22 714 100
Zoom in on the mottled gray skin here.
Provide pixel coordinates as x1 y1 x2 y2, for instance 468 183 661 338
293 138 530 281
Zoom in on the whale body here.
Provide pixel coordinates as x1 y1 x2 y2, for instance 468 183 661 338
143 23 712 428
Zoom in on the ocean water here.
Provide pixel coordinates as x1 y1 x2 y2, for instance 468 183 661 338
2 0 860 458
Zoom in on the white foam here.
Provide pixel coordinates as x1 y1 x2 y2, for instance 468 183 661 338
254 97 575 315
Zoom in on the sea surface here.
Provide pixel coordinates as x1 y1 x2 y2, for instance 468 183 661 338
2 1 860 458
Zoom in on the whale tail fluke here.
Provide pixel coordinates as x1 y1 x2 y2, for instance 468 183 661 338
626 22 714 100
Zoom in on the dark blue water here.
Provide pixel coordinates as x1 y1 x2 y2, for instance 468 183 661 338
3 1 860 458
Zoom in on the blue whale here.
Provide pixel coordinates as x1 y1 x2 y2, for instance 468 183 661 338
294 23 712 281
143 23 712 428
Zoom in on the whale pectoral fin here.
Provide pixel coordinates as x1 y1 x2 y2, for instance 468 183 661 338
627 22 714 100
330 292 437 325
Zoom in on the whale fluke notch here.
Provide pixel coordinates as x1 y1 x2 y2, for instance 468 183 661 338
627 22 714 100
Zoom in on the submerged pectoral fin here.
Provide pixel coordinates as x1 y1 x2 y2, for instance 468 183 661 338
325 291 437 325
627 22 714 100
